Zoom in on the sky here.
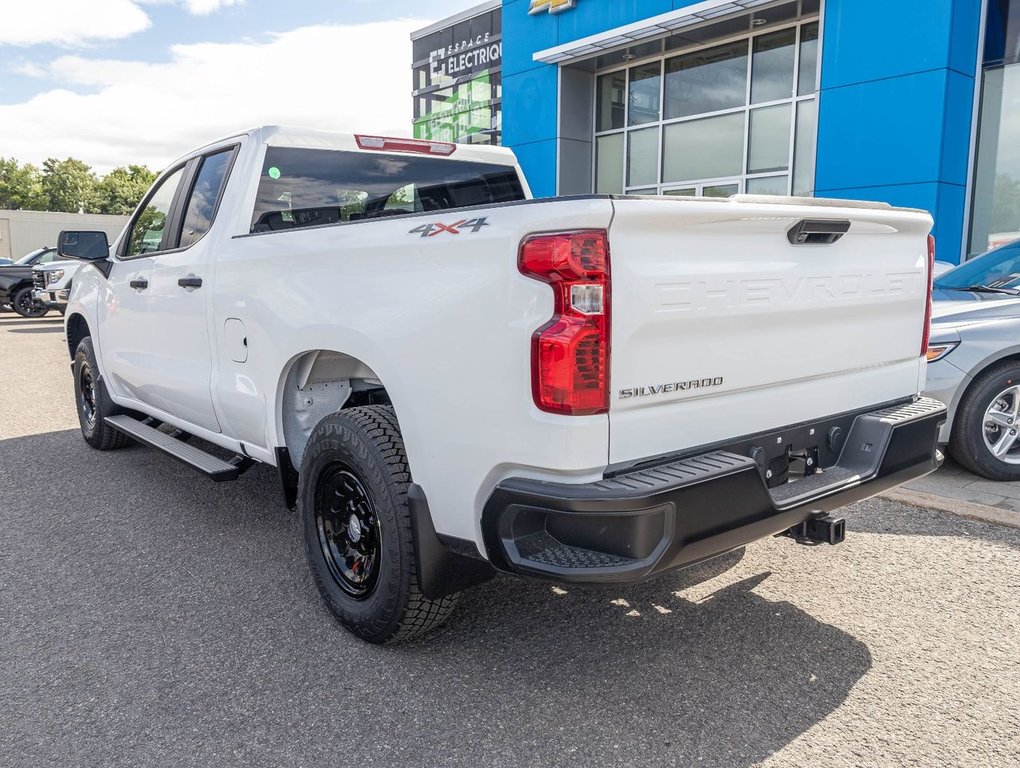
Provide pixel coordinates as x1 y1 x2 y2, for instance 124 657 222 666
0 0 476 173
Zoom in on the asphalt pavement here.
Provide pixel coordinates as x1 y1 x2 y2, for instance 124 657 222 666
1 312 1019 768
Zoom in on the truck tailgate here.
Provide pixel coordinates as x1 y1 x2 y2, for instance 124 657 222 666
607 195 932 465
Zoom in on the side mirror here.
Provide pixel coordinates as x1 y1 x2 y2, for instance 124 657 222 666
58 230 110 261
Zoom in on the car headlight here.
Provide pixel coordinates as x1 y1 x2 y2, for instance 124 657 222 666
926 342 959 362
46 269 64 285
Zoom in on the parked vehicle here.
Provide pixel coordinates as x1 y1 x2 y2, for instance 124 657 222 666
0 247 62 317
60 126 946 643
32 259 84 315
926 239 1020 480
0 258 12 266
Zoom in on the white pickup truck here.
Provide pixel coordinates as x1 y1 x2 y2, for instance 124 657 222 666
60 126 946 644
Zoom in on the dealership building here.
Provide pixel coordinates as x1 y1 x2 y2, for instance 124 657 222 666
414 0 1020 263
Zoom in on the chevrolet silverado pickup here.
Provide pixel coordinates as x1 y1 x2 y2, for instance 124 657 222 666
60 126 946 644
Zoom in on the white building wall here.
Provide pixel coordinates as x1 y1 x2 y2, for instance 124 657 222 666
0 210 129 261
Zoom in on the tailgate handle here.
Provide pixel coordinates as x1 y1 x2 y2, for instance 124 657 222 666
787 219 851 245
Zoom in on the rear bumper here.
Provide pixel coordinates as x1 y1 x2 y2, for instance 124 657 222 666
481 397 946 584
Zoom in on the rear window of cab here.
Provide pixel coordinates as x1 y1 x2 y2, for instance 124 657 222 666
251 147 525 233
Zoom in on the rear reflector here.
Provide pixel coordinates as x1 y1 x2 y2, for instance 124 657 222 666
355 135 457 156
519 231 611 416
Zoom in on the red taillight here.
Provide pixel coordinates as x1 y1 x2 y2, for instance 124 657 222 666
519 231 611 415
355 135 457 156
922 234 935 357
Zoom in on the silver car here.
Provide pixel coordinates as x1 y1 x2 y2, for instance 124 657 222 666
926 240 1020 480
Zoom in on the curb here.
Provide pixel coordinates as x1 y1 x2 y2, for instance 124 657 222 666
880 487 1020 530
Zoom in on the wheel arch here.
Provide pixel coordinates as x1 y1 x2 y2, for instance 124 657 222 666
66 313 91 360
276 348 396 469
954 351 1020 420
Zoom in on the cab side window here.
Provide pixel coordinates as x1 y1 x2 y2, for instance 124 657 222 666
39 249 60 264
179 148 234 249
126 167 184 258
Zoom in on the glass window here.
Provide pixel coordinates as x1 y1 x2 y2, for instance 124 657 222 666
703 183 739 198
39 249 60 264
180 149 234 249
126 167 184 257
793 99 817 196
936 241 1020 289
596 133 625 194
751 28 796 103
592 15 817 199
749 104 792 173
664 187 696 196
596 71 626 132
665 41 748 119
251 148 525 233
628 126 659 188
798 22 819 96
663 112 745 183
628 62 662 126
746 175 789 195
970 65 1020 254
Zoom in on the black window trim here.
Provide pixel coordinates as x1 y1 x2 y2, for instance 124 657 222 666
173 144 240 251
117 142 240 261
117 162 189 261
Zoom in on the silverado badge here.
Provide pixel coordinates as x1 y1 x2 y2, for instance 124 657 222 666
619 378 725 399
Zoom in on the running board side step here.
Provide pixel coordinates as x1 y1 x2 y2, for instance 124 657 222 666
104 415 253 482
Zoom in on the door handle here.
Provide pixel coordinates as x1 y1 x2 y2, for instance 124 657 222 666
178 277 203 289
129 279 148 290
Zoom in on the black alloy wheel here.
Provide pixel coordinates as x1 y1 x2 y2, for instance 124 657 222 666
73 337 131 451
314 463 380 598
298 405 460 644
78 358 98 430
12 286 47 318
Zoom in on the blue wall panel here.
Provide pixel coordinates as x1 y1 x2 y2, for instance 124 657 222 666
509 139 559 197
815 70 948 190
821 0 955 89
501 67 560 148
819 0 980 260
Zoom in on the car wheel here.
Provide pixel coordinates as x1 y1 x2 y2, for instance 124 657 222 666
950 360 1020 480
298 405 459 644
11 286 47 318
74 337 132 450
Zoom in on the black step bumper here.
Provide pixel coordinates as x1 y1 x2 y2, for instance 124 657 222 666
481 397 946 584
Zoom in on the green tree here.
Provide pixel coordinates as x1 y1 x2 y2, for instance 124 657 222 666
41 157 99 213
95 164 157 215
0 158 46 210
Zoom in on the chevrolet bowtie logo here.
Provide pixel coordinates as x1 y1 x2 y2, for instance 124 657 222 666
529 0 578 15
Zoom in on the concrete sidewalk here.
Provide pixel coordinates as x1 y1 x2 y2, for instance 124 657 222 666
881 456 1020 529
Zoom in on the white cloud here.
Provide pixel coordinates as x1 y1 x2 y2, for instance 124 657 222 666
181 0 244 14
0 0 151 47
0 19 430 172
137 0 246 15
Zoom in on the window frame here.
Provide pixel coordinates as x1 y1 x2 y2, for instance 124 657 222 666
591 12 820 199
176 145 240 250
117 143 239 261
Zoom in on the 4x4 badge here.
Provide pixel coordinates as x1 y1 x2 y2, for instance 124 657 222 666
409 218 489 238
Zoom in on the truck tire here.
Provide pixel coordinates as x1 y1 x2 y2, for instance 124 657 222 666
11 285 47 318
73 337 132 450
298 405 459 644
950 360 1020 480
